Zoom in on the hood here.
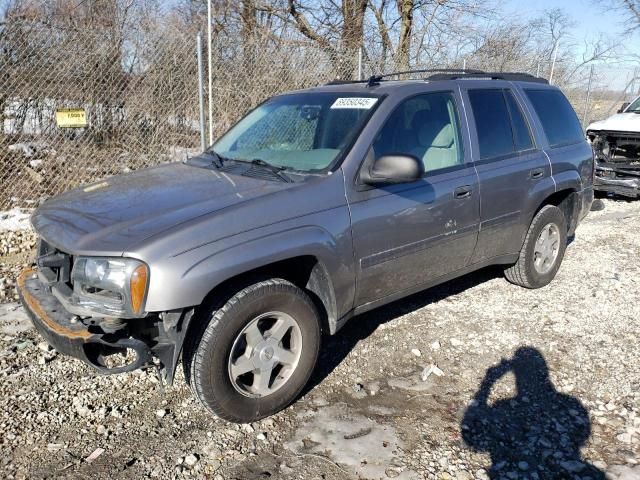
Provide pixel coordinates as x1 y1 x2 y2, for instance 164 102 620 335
587 111 640 134
32 162 296 255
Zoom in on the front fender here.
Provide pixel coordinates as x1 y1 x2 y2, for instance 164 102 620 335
142 206 355 319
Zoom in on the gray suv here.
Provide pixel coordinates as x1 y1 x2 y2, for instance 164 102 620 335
18 70 594 422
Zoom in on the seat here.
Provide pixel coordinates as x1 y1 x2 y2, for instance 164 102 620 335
409 99 459 172
418 122 457 171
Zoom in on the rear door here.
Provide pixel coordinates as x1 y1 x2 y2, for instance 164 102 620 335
461 84 553 263
521 88 594 227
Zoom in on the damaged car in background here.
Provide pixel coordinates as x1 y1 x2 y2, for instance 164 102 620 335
587 95 640 198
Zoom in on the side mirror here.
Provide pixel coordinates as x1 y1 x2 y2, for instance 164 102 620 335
361 154 424 185
618 102 630 114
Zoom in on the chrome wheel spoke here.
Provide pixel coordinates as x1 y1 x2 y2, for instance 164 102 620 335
538 227 549 244
267 316 295 342
273 346 296 366
230 355 255 378
253 368 273 393
244 322 264 350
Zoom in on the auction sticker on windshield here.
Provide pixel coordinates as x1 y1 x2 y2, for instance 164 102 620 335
331 97 378 109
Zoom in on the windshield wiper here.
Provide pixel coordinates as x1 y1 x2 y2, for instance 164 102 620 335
202 150 228 168
238 158 293 183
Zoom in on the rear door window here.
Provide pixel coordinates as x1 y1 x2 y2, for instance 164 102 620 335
524 89 583 147
505 91 534 151
468 89 515 160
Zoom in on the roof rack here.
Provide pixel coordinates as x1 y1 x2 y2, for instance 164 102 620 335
363 68 548 87
428 71 548 84
366 68 485 86
325 79 369 86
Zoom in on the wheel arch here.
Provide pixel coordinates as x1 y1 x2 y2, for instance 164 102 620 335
197 255 337 336
536 188 580 236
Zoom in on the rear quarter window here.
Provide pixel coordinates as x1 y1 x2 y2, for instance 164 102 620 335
524 89 583 147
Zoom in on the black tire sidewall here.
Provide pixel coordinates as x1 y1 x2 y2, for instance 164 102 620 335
193 281 320 422
522 206 567 288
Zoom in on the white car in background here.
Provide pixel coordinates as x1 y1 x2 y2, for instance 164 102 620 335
586 96 640 198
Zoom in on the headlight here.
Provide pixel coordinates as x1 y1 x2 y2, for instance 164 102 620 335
71 257 149 317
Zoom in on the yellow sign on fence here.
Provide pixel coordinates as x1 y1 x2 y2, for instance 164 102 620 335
55 108 87 128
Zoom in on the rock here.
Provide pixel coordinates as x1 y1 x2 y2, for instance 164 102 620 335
366 381 381 396
450 338 463 347
184 454 198 467
256 433 267 442
560 460 585 473
606 464 640 480
431 340 441 350
386 467 401 478
455 470 473 480
156 409 167 418
475 469 490 480
593 460 608 470
518 461 529 471
421 364 444 381
85 447 105 464
411 348 422 357
617 432 633 444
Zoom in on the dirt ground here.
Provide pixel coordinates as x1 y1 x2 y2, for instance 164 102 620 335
1 197 639 480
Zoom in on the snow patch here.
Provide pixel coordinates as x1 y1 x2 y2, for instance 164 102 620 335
0 208 32 232
285 403 418 479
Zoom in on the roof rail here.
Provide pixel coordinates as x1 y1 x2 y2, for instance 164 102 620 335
366 68 485 87
362 69 548 87
324 79 369 86
428 71 548 84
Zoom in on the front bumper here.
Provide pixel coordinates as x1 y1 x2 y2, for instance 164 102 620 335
594 173 640 198
17 269 153 374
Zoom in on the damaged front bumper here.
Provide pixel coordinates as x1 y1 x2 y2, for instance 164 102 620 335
589 129 640 198
17 268 192 383
594 161 640 198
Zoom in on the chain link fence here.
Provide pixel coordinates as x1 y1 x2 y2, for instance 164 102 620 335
0 20 201 209
1 19 638 209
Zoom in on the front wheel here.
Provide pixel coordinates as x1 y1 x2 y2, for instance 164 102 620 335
504 205 568 289
184 278 321 423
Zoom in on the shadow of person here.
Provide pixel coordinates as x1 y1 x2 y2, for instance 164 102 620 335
462 347 604 480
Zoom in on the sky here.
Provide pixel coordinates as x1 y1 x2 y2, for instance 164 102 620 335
505 0 639 56
505 0 639 89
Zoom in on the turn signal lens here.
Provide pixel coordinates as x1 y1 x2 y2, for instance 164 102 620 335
130 264 148 314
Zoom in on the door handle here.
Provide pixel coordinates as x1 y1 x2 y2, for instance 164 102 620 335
454 185 472 199
530 168 545 179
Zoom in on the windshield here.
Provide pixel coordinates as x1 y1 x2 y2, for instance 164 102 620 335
626 96 640 112
211 92 380 172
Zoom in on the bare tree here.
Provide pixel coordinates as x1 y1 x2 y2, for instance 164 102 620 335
596 0 640 33
287 0 367 75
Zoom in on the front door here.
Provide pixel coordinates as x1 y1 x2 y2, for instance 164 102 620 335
348 90 480 306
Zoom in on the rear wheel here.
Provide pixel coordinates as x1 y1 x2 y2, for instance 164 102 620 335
184 278 321 423
505 205 567 289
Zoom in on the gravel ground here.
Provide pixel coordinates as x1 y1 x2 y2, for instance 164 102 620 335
0 198 639 480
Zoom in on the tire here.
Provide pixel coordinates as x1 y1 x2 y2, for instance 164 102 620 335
183 278 321 423
504 205 568 289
